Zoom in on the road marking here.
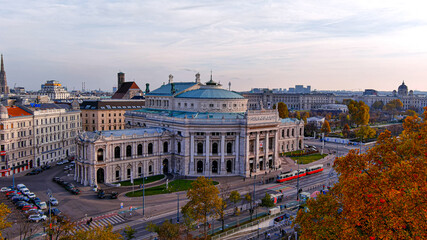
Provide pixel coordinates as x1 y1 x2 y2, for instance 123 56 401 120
73 214 125 233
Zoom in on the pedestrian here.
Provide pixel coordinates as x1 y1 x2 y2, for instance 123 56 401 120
267 232 271 239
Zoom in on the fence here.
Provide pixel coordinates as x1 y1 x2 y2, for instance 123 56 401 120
211 209 290 240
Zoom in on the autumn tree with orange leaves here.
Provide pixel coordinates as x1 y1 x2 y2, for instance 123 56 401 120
294 107 427 239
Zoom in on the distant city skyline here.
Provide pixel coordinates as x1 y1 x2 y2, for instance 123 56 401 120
1 0 427 92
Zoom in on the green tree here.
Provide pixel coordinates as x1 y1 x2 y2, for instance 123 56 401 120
0 203 11 240
244 193 254 220
371 101 384 111
123 225 137 240
260 193 275 208
147 220 179 240
182 176 221 238
272 103 276 109
356 125 376 141
320 120 331 134
229 190 241 215
347 100 370 126
277 102 289 118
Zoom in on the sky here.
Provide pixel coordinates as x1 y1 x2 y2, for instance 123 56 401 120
1 0 427 92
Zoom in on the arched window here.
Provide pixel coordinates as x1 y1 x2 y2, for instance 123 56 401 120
137 144 143 156
197 142 203 154
163 142 168 153
148 143 153 154
227 142 233 154
114 146 120 159
126 145 132 157
212 142 218 154
97 149 104 161
177 142 181 153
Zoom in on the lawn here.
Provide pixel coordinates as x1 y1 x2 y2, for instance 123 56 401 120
291 153 328 164
125 179 219 197
119 174 164 186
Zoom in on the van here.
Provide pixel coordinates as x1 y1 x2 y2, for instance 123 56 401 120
268 206 281 215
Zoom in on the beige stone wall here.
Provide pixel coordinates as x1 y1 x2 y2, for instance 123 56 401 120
82 109 126 131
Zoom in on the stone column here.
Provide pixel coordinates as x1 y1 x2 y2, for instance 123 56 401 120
265 132 269 170
205 134 210 175
255 132 259 173
220 134 225 174
235 134 239 174
83 166 88 186
246 133 250 176
274 130 279 169
190 134 194 174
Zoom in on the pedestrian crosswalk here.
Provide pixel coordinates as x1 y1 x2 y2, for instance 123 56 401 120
74 214 125 232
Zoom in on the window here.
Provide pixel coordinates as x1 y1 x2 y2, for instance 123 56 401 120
127 168 131 179
163 142 168 153
115 170 120 180
227 142 233 154
126 145 132 157
209 104 214 107
212 142 218 154
197 142 203 154
177 142 181 153
138 166 142 177
137 144 143 156
97 149 104 161
148 143 153 154
114 146 121 159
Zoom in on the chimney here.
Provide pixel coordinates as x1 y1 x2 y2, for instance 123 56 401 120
168 74 173 84
195 73 200 83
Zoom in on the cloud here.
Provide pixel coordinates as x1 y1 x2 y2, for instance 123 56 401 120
0 0 427 91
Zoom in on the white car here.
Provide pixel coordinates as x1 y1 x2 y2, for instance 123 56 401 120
17 184 26 190
25 209 44 216
1 187 11 192
28 214 47 222
27 192 36 199
49 197 59 206
21 189 30 195
57 161 64 165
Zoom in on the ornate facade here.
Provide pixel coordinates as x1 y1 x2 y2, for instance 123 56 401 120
75 74 304 186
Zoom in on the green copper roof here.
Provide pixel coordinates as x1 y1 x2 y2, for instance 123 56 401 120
146 82 197 96
176 88 244 99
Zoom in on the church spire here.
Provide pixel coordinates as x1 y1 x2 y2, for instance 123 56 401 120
1 54 4 72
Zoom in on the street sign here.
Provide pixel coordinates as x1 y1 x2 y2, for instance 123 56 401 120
0 151 6 156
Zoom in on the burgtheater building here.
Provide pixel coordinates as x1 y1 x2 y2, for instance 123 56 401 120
75 74 304 186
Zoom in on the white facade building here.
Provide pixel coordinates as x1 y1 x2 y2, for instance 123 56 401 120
38 80 71 100
75 74 304 186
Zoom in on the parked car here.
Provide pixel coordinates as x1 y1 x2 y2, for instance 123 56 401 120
70 189 80 195
98 190 118 199
57 161 64 165
27 193 36 199
49 198 59 206
7 191 21 197
17 184 26 190
57 179 65 185
65 183 75 191
52 177 60 182
21 188 30 195
12 196 30 202
32 197 41 204
60 181 69 187
21 204 37 211
28 214 47 222
24 209 44 216
15 201 30 208
41 165 51 170
110 192 118 199
37 202 47 210
1 187 11 192
45 208 61 216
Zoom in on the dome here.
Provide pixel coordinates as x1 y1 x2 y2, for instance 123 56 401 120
176 88 244 99
398 81 408 96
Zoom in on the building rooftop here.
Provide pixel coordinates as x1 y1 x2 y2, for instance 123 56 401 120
6 106 32 117
176 88 244 99
80 99 145 110
111 82 142 99
80 127 167 141
146 82 198 96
